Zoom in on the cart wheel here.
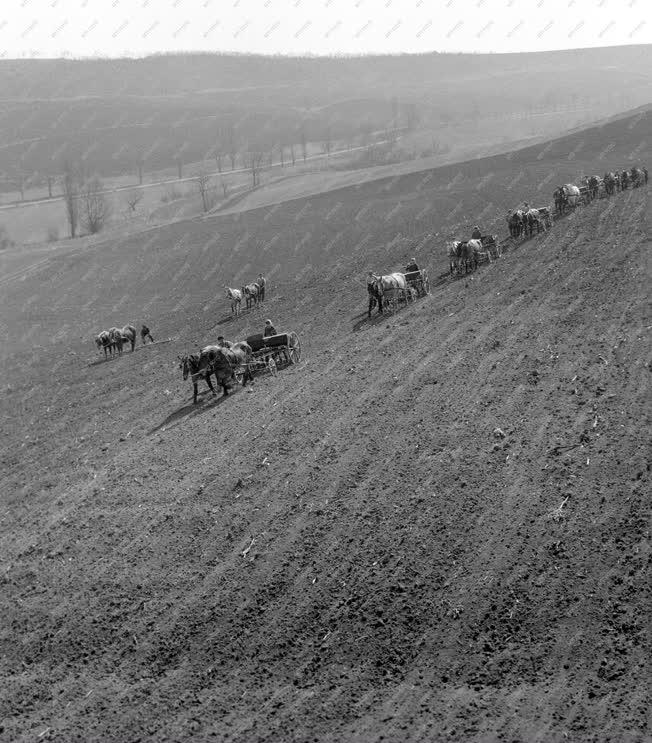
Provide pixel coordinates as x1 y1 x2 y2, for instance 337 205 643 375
288 332 302 363
267 356 278 376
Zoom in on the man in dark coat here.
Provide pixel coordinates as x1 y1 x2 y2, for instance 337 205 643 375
263 319 277 337
257 273 266 302
471 225 482 240
404 257 419 273
141 324 154 344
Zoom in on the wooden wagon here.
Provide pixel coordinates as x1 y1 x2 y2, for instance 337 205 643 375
236 331 302 381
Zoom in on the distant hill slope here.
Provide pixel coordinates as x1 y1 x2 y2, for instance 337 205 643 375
0 174 648 739
0 45 650 186
212 103 652 216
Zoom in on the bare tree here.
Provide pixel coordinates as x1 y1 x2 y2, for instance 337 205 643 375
323 125 332 158
137 161 144 185
246 152 265 189
194 170 213 212
226 124 238 170
80 176 110 234
61 160 80 238
124 187 144 214
215 152 223 173
47 175 54 199
300 124 308 162
289 142 296 166
404 102 419 130
221 180 229 198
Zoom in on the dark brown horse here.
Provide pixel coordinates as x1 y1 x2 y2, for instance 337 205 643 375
179 343 252 404
113 324 136 355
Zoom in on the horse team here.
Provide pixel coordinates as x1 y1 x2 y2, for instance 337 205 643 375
225 273 267 317
94 325 137 359
178 342 254 404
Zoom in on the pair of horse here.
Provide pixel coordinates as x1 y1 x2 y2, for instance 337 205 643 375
447 239 484 274
178 341 253 404
584 175 603 201
94 324 136 359
603 172 617 196
366 273 416 317
507 208 549 238
553 184 581 214
225 283 262 315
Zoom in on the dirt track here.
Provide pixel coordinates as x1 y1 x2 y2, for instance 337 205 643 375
1 150 650 739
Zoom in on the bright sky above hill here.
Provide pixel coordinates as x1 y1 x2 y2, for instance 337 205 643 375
1 0 650 59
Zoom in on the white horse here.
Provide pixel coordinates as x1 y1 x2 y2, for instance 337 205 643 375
225 287 242 316
563 184 581 208
371 272 411 313
95 330 113 359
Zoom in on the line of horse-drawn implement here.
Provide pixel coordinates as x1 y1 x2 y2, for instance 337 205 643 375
368 164 648 316
94 164 646 404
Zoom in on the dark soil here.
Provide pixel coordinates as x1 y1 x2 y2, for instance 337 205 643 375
1 132 650 741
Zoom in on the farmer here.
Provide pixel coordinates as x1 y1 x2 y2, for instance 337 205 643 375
263 319 277 338
257 273 266 302
471 225 482 240
140 324 154 344
404 257 420 273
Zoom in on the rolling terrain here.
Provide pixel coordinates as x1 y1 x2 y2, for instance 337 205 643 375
0 113 650 741
1 45 651 191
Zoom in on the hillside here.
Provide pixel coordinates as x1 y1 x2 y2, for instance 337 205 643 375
1 100 650 743
1 45 651 190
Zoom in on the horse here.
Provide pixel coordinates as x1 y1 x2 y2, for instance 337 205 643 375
113 324 136 355
242 283 260 310
370 272 410 313
447 241 463 274
535 206 552 229
448 240 479 274
553 187 567 215
524 208 545 236
562 184 581 209
463 239 483 270
588 175 601 201
95 330 113 359
603 172 616 196
507 210 525 238
225 287 242 316
630 167 644 188
230 342 254 383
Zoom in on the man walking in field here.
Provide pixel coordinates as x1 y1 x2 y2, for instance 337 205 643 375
141 324 154 344
257 273 266 302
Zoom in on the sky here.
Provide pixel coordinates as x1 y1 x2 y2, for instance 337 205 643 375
1 0 650 59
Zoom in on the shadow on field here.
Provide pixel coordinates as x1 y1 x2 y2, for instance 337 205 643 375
149 387 241 434
352 311 392 332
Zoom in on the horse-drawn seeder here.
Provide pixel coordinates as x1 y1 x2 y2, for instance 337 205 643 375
235 331 302 381
404 268 430 297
